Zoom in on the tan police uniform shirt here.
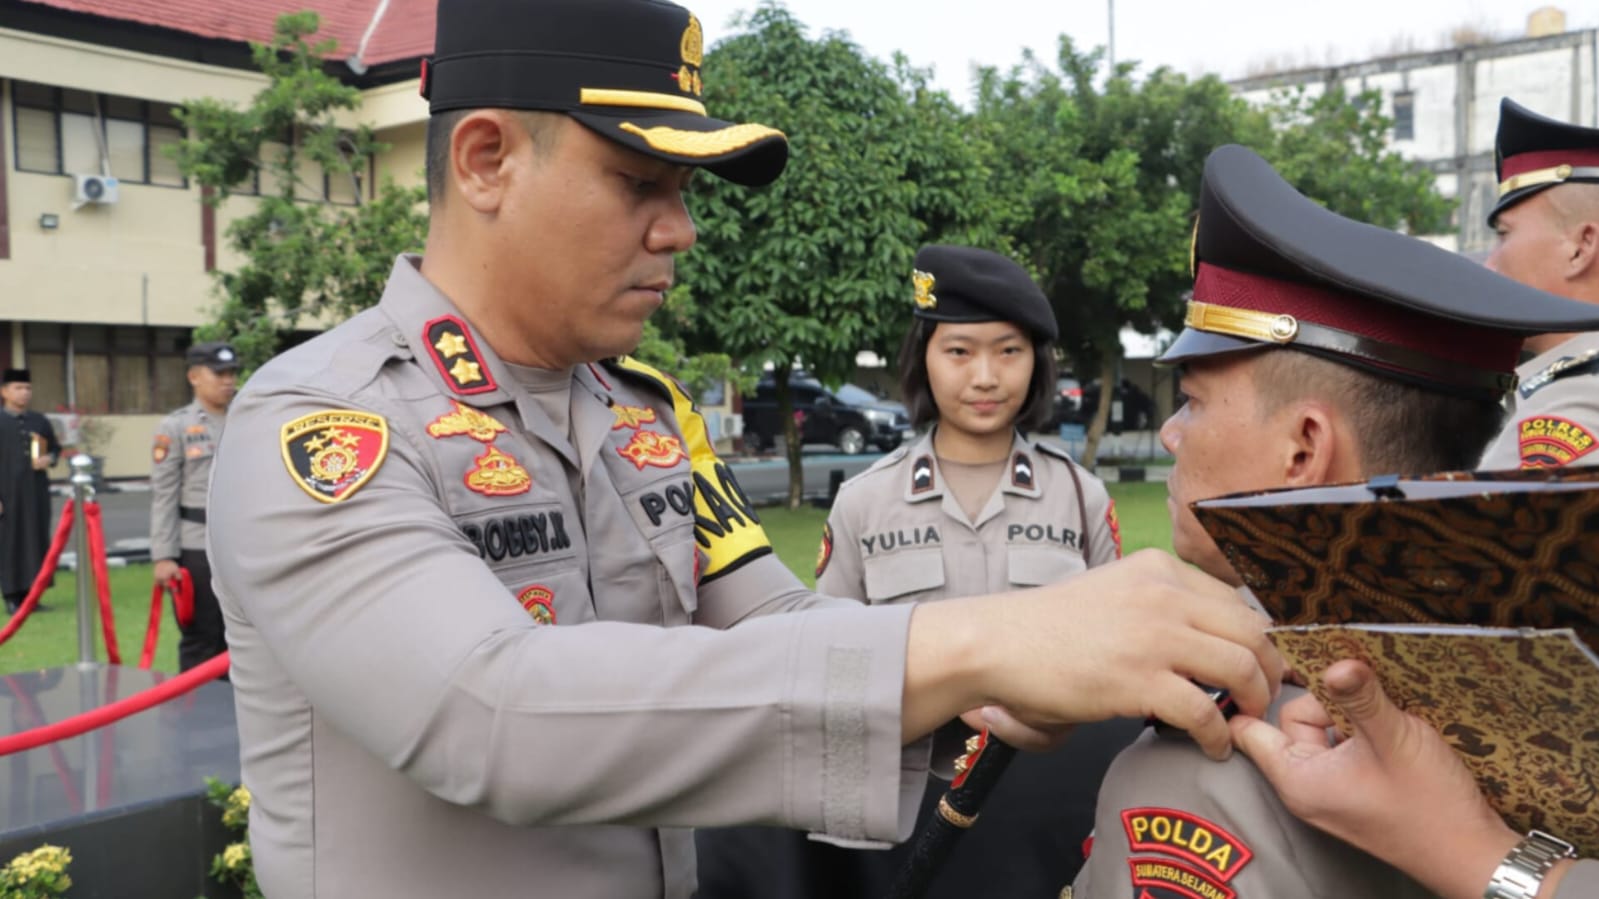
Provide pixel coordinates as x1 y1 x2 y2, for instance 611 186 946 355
816 428 1122 603
1480 332 1599 470
149 401 223 560
207 256 929 899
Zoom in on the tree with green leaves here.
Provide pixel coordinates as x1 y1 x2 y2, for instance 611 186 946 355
169 11 427 371
973 41 1451 464
682 2 1000 507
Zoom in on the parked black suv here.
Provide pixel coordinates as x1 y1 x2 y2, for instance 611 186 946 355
743 377 912 454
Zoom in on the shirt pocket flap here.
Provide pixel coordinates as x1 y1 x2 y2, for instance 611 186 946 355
1007 544 1086 587
863 549 946 603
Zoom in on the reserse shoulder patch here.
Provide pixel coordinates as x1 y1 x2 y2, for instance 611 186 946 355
281 410 390 504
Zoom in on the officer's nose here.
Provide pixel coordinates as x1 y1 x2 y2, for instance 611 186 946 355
1159 411 1181 455
647 192 697 255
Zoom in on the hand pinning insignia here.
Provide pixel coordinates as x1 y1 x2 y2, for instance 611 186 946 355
280 410 390 504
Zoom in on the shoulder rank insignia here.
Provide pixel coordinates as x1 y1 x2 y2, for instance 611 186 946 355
424 315 497 395
1519 348 1599 399
911 454 935 494
281 410 390 504
1120 807 1253 886
815 522 834 578
152 433 171 463
611 404 659 431
617 430 686 470
1011 451 1034 489
517 585 556 625
465 445 532 496
1517 415 1598 468
427 400 508 443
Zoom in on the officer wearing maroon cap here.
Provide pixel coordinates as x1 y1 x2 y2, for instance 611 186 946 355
1069 144 1599 899
1478 99 1599 471
204 1 1286 897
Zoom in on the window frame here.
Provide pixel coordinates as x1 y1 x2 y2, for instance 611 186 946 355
10 80 189 189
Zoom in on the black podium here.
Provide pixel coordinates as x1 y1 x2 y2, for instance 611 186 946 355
0 664 239 898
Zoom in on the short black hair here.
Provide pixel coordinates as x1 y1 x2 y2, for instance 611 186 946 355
896 318 1059 433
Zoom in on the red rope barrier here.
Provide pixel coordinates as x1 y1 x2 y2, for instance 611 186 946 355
82 502 120 664
0 652 229 757
0 500 77 647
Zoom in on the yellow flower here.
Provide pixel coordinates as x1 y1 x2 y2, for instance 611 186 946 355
223 841 250 870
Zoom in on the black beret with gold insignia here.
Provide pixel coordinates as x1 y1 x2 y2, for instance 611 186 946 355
911 245 1058 342
1159 145 1599 401
1491 98 1599 226
423 0 788 186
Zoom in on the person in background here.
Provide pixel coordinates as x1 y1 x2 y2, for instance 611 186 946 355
150 341 240 671
699 244 1136 898
1 368 61 615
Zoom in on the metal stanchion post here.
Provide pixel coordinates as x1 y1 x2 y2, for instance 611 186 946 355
71 454 97 671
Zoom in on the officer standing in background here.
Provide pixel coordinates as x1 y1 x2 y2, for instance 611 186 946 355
149 341 238 671
203 1 1282 896
1 368 61 615
697 245 1137 899
1478 99 1599 470
1072 145 1599 899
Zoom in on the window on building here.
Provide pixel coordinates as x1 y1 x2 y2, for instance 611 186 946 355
232 135 366 206
11 80 186 187
1393 90 1416 141
22 323 194 415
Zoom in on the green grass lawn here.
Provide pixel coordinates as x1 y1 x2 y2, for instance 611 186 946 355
1 481 1172 674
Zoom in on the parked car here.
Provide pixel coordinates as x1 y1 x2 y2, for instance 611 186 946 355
1079 378 1156 433
742 377 912 454
1050 376 1084 428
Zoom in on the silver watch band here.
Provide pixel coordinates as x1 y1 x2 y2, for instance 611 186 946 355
1485 830 1578 899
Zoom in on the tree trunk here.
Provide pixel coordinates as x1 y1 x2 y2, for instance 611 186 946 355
773 368 806 510
1081 354 1119 468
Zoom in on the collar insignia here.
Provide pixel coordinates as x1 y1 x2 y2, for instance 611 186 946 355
424 315 497 395
427 400 509 443
611 404 659 431
280 410 390 504
911 454 935 494
617 430 686 470
465 445 532 496
1012 451 1034 489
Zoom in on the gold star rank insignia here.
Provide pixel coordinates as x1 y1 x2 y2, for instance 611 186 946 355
449 358 483 385
427 400 508 443
280 410 390 504
913 269 937 309
465 445 532 496
423 315 497 396
433 331 468 358
610 404 659 431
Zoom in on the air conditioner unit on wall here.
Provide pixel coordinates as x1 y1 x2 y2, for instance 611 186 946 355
73 173 119 206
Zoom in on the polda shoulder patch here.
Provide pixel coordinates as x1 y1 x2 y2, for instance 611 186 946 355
281 410 390 504
1120 807 1252 884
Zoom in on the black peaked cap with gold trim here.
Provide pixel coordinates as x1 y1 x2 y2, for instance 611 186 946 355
423 0 788 186
1159 145 1599 401
911 245 1058 342
1491 98 1599 225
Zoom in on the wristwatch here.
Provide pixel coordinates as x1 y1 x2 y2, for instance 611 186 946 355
1484 830 1578 899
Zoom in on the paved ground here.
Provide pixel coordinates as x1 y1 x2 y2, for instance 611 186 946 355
54 431 1169 562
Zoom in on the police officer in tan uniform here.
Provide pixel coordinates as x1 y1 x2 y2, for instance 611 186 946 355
149 341 238 671
204 2 1287 897
699 246 1137 898
1071 146 1599 899
1478 100 1599 472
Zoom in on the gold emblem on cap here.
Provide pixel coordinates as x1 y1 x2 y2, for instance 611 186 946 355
1499 162 1582 197
681 15 704 66
618 121 783 157
1189 216 1200 278
1186 300 1301 346
912 270 937 309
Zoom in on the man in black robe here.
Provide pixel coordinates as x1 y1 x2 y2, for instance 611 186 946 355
1 369 61 614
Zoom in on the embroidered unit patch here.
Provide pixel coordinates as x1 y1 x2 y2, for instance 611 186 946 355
280 410 390 504
465 445 532 496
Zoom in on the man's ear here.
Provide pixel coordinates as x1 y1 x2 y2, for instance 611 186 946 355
1282 403 1338 487
449 111 519 215
1568 220 1599 280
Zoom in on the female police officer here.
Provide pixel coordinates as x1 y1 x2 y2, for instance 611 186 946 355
698 245 1139 898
